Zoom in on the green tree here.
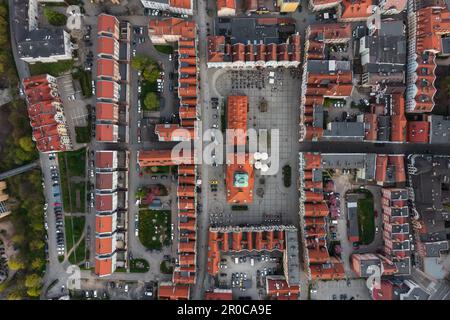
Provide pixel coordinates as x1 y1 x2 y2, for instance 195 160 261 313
8 258 25 271
44 8 67 26
0 281 8 293
29 239 45 251
7 291 22 300
131 55 152 71
27 287 41 297
11 234 25 245
18 136 35 152
143 92 159 111
25 274 42 288
31 258 45 270
143 67 160 82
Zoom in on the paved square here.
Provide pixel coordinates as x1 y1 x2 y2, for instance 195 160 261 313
207 68 301 227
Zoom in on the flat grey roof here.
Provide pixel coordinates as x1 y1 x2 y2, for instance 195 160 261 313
307 60 351 74
285 229 300 286
214 17 295 45
429 115 450 144
321 153 376 180
323 122 365 140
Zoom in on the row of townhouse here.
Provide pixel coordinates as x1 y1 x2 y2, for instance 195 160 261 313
94 14 131 277
299 152 409 278
299 23 354 142
95 14 131 143
207 226 301 299
300 18 433 144
406 1 450 113
94 150 129 276
206 17 301 69
215 0 302 16
298 153 346 280
309 0 406 17
140 0 194 15
23 74 73 153
146 17 200 300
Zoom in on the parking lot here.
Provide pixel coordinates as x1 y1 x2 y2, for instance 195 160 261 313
310 279 371 300
214 252 284 299
47 153 66 258
207 68 301 226
73 279 156 300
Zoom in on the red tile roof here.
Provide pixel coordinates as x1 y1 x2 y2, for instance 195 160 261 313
96 124 118 142
155 124 195 141
98 14 119 38
227 96 248 145
97 36 118 57
95 257 113 277
226 153 254 204
205 289 233 300
158 284 190 300
148 18 196 39
96 151 116 169
95 193 115 211
96 102 119 122
96 172 115 190
407 121 429 143
97 58 119 79
96 215 114 234
139 149 193 167
340 0 375 21
95 236 114 255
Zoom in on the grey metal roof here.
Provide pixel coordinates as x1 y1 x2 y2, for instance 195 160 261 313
346 194 359 241
323 122 365 140
428 115 450 144
214 17 293 46
17 29 68 59
307 60 351 74
13 0 70 59
285 229 300 286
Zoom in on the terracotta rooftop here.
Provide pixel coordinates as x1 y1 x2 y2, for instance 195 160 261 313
158 284 190 300
95 258 113 277
97 14 119 38
226 153 254 204
139 149 193 167
148 18 196 38
227 96 248 145
96 151 116 169
96 124 118 142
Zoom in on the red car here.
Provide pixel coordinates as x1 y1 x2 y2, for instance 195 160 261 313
374 210 378 218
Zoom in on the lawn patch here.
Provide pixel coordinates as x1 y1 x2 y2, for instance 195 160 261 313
160 260 174 274
154 45 174 54
138 210 171 250
356 191 375 245
73 69 93 98
29 60 74 77
130 259 150 273
64 216 85 255
58 148 87 212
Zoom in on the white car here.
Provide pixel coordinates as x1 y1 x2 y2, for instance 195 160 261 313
44 222 48 230
124 285 129 293
138 86 141 93
137 120 141 127
132 49 137 56
137 136 141 143
135 228 139 237
169 54 172 61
